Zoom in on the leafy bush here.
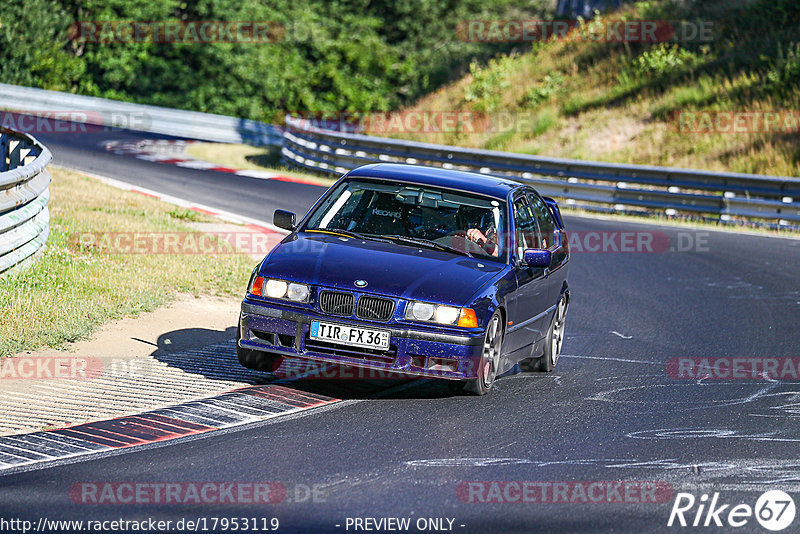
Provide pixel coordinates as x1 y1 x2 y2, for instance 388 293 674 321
520 71 565 108
0 0 84 90
464 57 514 112
168 208 201 222
633 0 678 20
618 44 698 85
0 0 549 121
765 42 800 89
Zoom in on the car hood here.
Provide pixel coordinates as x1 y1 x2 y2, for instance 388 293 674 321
259 232 506 306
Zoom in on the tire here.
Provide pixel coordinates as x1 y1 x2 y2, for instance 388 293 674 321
458 310 504 396
236 329 282 372
532 295 568 372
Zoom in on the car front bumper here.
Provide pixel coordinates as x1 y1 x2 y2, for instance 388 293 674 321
238 299 485 380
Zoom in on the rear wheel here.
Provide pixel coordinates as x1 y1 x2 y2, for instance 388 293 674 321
539 296 567 372
236 329 282 372
520 295 568 373
457 310 504 396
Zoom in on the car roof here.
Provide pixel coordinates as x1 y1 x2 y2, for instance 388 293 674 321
344 163 521 199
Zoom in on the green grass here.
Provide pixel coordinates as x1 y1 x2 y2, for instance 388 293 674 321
167 208 203 222
394 0 800 177
0 168 256 357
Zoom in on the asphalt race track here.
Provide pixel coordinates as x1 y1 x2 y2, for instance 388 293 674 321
31 122 321 220
2 122 800 533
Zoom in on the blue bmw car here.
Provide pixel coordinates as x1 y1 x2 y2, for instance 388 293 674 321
238 163 569 395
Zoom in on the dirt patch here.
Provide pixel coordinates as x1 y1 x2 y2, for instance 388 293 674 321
187 221 284 261
0 294 268 435
582 116 647 156
17 294 239 360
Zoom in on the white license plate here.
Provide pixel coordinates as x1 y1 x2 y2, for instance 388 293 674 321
310 320 391 351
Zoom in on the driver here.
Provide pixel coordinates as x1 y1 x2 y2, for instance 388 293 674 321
464 208 499 257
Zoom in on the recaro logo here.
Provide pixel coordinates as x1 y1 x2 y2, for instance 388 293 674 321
668 491 796 531
372 209 401 218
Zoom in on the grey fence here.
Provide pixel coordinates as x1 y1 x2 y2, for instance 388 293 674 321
0 83 282 146
282 116 800 225
0 129 52 274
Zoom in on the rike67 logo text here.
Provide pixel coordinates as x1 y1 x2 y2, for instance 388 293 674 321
668 491 796 531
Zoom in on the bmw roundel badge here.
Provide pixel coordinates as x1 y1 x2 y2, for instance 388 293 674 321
354 280 368 288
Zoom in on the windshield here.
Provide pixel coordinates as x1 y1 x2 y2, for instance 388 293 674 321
305 179 507 261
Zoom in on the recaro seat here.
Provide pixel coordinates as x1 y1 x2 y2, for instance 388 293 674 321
359 193 409 236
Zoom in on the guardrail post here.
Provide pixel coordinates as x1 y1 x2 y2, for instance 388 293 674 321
8 138 22 168
0 133 7 172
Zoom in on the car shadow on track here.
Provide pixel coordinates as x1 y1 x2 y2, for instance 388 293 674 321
149 327 239 356
150 327 273 385
149 327 492 400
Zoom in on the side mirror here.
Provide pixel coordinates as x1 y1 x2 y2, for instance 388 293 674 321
523 248 552 268
273 209 296 231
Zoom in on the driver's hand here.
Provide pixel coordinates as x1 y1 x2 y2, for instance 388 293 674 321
466 228 488 246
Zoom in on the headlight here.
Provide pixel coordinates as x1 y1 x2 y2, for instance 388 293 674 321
407 302 436 322
287 283 310 302
406 301 465 326
434 306 460 325
265 279 288 299
250 277 310 303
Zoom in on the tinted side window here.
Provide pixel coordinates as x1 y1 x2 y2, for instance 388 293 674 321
513 196 541 258
528 193 556 249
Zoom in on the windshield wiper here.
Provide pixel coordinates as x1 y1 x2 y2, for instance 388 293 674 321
307 228 369 240
308 228 393 244
383 235 473 258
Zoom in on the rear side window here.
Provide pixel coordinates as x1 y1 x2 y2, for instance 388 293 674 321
528 193 556 249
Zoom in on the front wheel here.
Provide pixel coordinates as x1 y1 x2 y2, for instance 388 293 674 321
457 310 504 396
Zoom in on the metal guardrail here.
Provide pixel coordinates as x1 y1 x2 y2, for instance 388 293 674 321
2 83 797 227
0 128 52 274
0 83 282 146
282 116 800 225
